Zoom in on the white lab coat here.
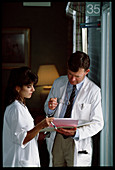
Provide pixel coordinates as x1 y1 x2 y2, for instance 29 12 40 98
3 100 40 167
44 76 104 167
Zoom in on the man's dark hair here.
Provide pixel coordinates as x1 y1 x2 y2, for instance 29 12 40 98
67 51 90 72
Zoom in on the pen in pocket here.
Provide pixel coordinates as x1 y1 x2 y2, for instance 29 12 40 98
81 103 84 110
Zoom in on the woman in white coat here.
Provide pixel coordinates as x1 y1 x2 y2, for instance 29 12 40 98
44 51 104 167
2 67 54 167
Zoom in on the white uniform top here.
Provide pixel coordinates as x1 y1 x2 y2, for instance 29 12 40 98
3 100 40 167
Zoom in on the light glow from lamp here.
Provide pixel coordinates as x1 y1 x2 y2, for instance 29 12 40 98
37 65 59 89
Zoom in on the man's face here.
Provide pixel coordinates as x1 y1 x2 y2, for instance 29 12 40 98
67 68 90 85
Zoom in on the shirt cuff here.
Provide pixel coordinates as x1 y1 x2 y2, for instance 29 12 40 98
47 108 55 117
72 129 79 141
13 128 28 148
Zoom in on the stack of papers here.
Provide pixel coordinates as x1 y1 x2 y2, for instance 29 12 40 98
49 118 78 128
40 118 94 132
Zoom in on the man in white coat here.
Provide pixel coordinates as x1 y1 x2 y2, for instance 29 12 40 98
44 51 104 167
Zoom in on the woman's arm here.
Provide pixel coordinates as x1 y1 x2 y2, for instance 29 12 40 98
23 117 54 145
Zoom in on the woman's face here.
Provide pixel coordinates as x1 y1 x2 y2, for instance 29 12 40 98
17 83 35 100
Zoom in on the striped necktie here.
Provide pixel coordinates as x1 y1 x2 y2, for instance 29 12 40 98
64 85 76 118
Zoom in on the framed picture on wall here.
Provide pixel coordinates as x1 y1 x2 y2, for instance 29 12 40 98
2 28 30 69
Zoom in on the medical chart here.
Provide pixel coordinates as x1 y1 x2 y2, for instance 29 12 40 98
40 118 95 132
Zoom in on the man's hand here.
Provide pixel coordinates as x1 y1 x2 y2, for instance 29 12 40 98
48 98 58 110
56 127 77 137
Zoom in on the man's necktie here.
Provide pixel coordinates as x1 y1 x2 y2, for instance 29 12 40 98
64 85 76 118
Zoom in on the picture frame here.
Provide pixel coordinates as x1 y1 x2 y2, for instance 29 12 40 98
2 28 30 69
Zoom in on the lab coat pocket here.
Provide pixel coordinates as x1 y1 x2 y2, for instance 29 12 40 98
74 103 91 120
77 152 92 166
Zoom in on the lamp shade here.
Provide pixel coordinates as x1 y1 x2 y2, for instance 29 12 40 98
37 65 59 86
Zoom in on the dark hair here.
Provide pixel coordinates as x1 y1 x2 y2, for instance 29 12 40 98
5 66 38 107
67 51 90 72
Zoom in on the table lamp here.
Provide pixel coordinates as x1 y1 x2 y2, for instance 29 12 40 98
37 64 59 90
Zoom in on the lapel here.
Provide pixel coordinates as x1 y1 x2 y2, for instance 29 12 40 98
54 76 68 117
60 84 68 99
59 76 69 100
77 76 89 101
71 76 90 118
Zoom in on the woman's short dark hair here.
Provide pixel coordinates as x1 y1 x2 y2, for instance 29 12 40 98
67 51 90 72
5 66 38 107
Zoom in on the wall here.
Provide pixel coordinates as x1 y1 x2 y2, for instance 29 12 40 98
87 15 101 166
87 16 101 87
2 2 69 117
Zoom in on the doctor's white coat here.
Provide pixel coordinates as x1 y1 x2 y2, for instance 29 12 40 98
44 76 104 167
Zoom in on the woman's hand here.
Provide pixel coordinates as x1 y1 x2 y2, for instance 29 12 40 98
40 117 54 129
